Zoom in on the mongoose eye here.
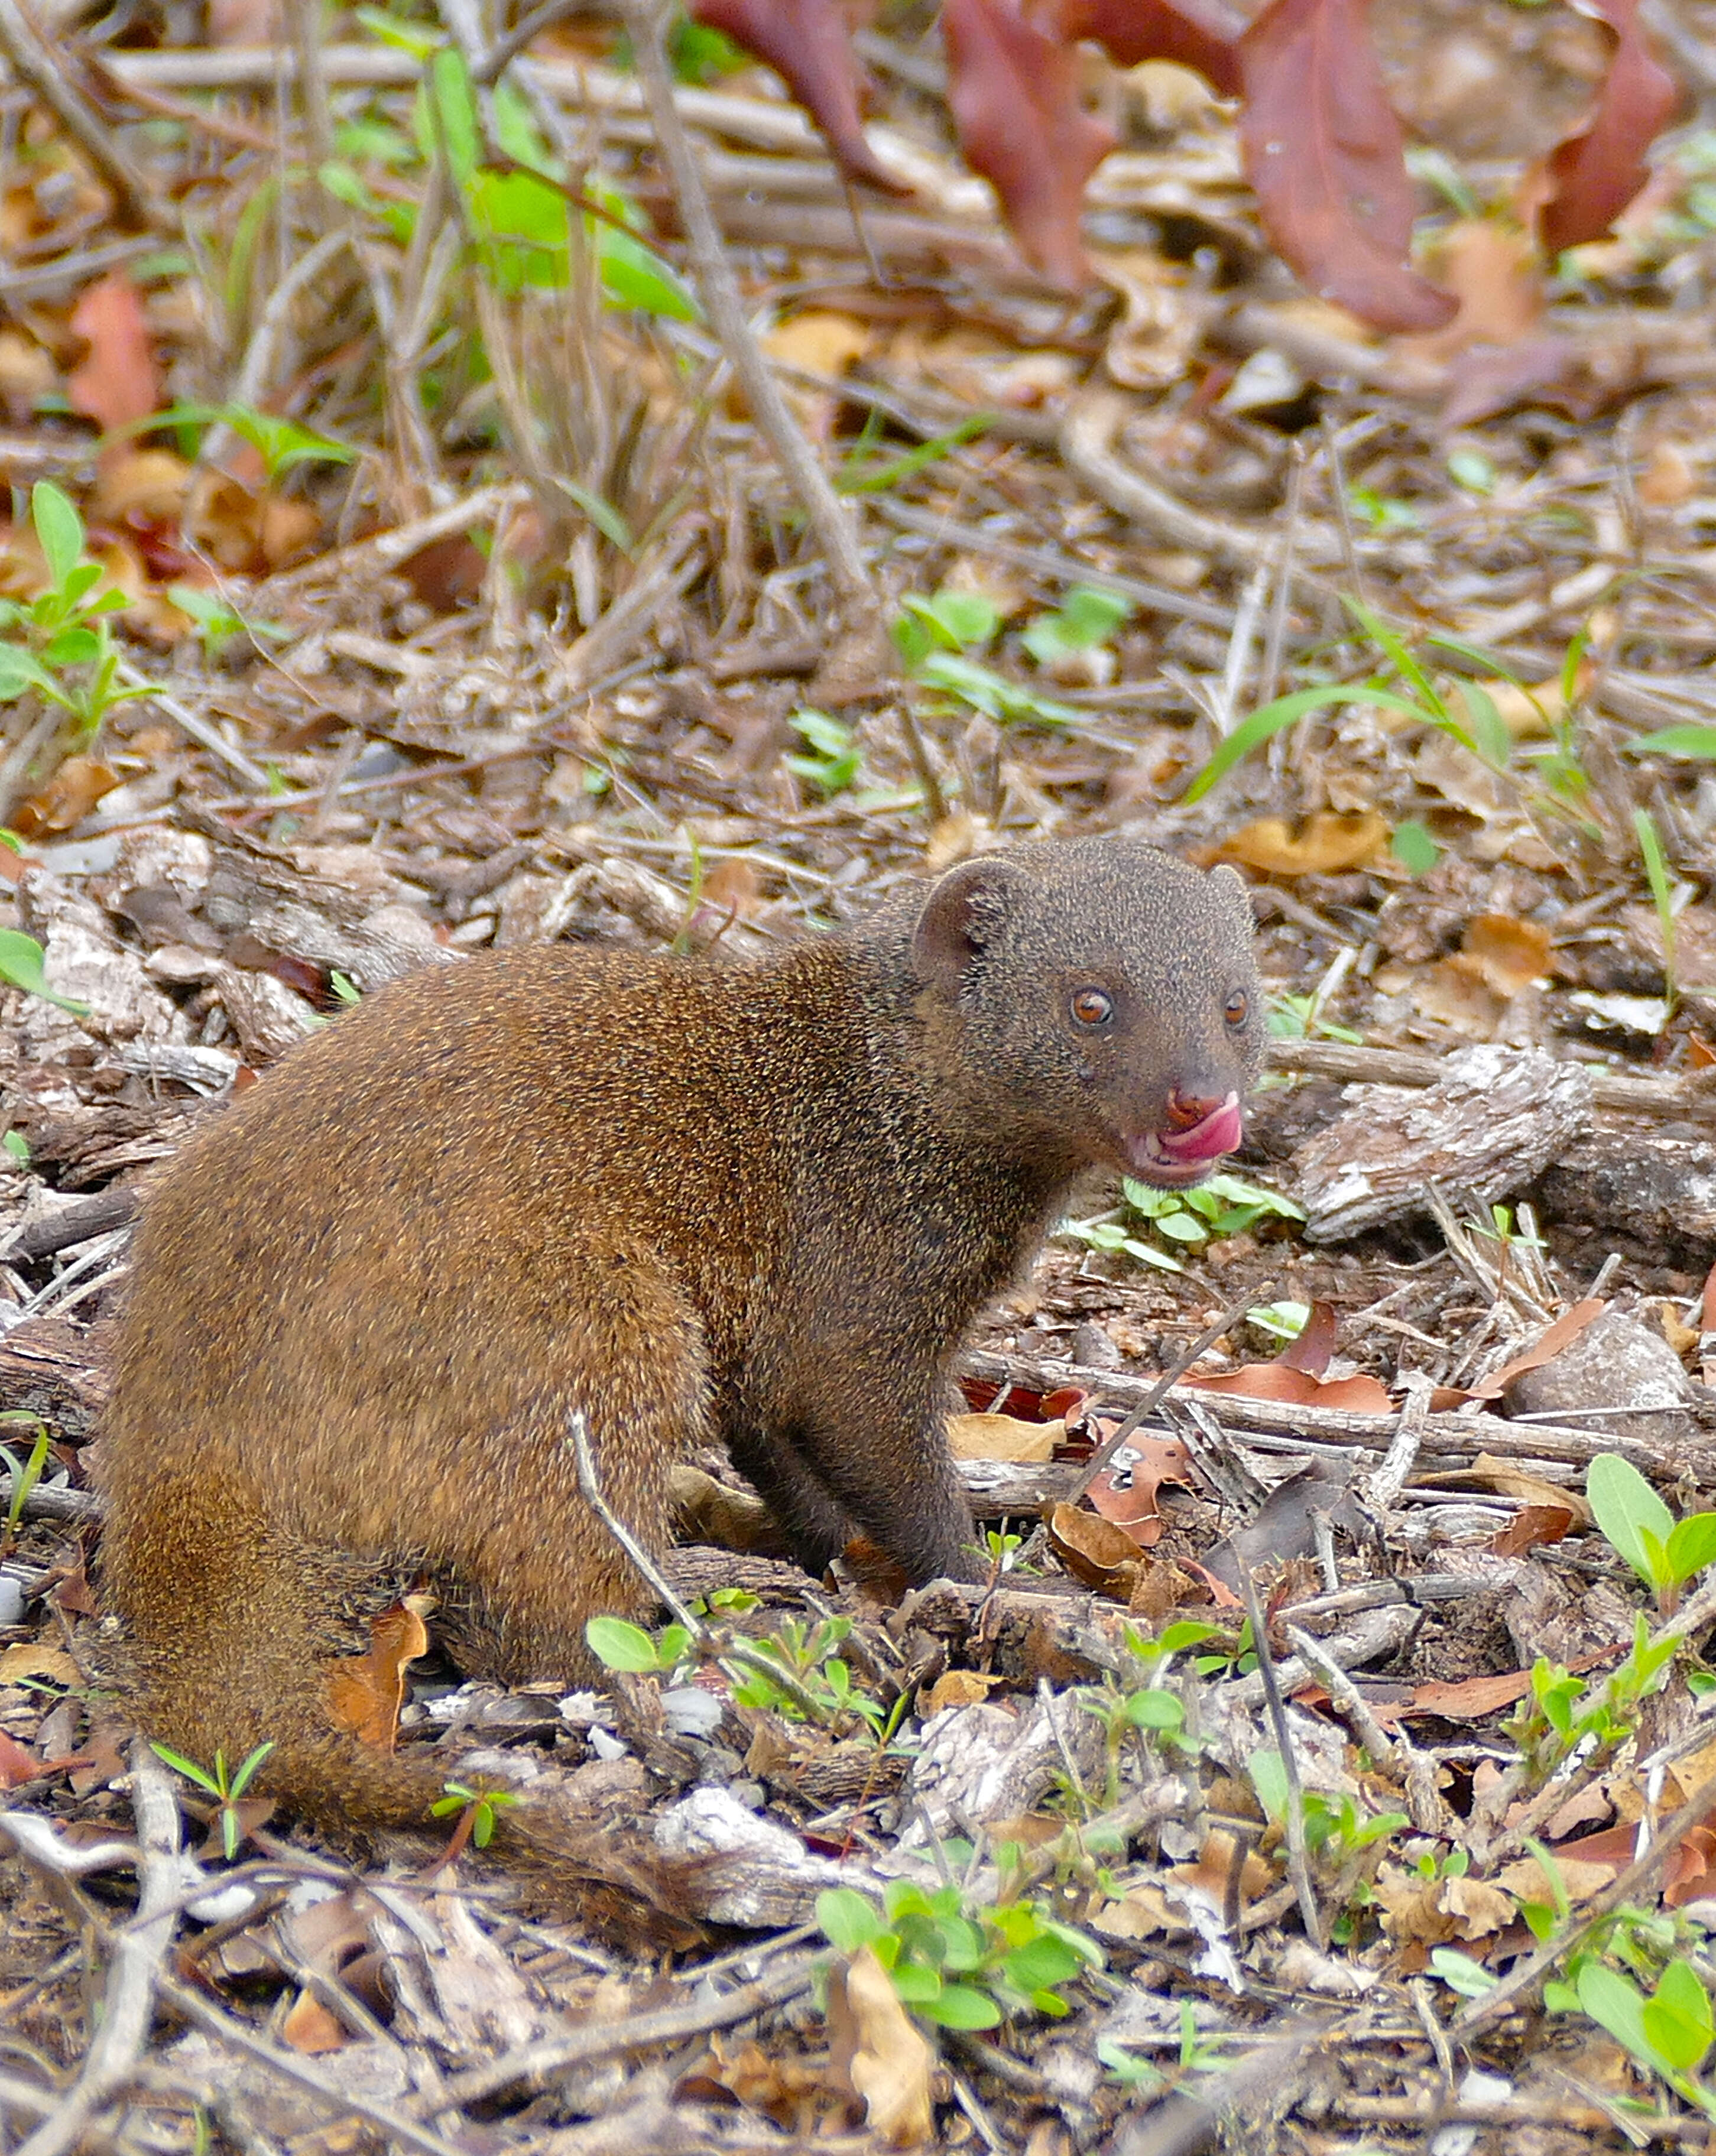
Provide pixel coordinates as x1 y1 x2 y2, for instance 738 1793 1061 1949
1224 989 1250 1027
1070 987 1114 1028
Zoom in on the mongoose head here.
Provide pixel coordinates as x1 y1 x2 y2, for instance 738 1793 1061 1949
911 839 1264 1187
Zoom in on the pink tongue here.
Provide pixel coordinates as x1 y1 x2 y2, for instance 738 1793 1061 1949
1157 1095 1243 1164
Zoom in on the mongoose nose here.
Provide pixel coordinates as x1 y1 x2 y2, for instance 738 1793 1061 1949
1166 1089 1224 1131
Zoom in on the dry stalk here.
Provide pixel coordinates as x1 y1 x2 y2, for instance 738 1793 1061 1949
0 0 174 230
614 0 877 619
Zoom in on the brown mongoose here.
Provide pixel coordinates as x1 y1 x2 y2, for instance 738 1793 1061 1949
98 838 1261 1852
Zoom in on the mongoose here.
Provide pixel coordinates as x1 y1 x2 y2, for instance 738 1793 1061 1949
98 838 1261 1852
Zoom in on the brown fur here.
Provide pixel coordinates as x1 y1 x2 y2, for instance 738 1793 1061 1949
97 838 1261 1861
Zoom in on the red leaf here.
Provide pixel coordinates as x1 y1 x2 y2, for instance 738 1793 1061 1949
1535 0 1681 256
1277 1297 1335 1376
0 1730 40 1790
67 275 162 435
1236 0 1456 335
1066 0 1242 91
942 0 1117 290
689 0 904 194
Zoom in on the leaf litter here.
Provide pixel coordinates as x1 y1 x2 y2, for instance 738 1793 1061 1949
4 0 1716 2147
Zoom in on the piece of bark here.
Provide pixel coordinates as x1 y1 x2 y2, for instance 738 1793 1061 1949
1287 1045 1594 1241
1536 1122 1716 1259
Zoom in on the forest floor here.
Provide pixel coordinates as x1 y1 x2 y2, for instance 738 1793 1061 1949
5 0 1716 2149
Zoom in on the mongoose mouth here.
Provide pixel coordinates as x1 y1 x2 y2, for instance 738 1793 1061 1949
1123 1094 1244 1187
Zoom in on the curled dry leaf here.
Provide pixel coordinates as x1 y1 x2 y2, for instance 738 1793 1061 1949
11 757 121 840
946 1410 1065 1463
1374 1864 1514 1944
1430 1297 1605 1409
281 1990 350 2056
923 1669 1003 1715
690 0 903 193
1047 1499 1150 1596
1532 0 1681 256
1214 810 1389 876
942 0 1118 290
670 1463 780 1551
1085 1430 1197 1544
826 1944 936 2148
67 274 161 435
324 1600 431 1751
0 1729 42 1790
1235 0 1456 335
1490 1504 1576 1556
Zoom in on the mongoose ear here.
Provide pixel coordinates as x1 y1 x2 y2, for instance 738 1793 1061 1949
913 856 1027 993
1208 863 1256 927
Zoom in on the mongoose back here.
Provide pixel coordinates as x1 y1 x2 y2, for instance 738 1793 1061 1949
99 839 1262 1849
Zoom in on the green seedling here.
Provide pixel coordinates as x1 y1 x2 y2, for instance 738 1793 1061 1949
1099 1999 1236 2089
0 928 88 1017
167 585 291 665
1505 1613 1679 1781
0 483 157 740
585 1613 695 1678
1347 488 1421 535
1588 1452 1716 1613
1247 1299 1310 1343
430 1778 520 1854
1126 1616 1256 1681
1625 725 1716 762
136 405 355 487
2 1131 28 1165
1078 1677 1197 1805
1546 1953 1716 2116
1390 819 1442 875
1267 991 1364 1046
1062 1171 1302 1274
816 1877 1102 2028
1020 585 1132 670
0 1416 50 1538
836 413 993 495
891 586 1079 730
151 1739 275 1859
786 707 863 795
1633 806 1685 1015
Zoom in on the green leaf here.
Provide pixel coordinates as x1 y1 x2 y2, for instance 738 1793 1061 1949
888 1961 943 2005
1248 1747 1289 1824
1577 1962 1656 2074
1624 726 1716 761
1667 1511 1716 1588
1122 1687 1185 1732
0 930 87 1015
1457 679 1514 769
1587 1453 1675 1590
596 216 699 320
1644 1960 1714 2073
1391 819 1441 875
815 1887 884 1954
31 483 84 589
43 626 100 668
1430 1947 1499 1998
582 1615 664 1672
429 46 481 188
1183 682 1433 803
0 647 53 702
1001 1934 1086 1992
914 1983 1003 2029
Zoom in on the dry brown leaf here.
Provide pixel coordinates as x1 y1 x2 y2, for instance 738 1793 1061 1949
1490 1504 1575 1556
1215 810 1387 876
761 311 874 378
924 1670 1003 1716
92 446 192 530
1496 1853 1618 1908
946 1411 1064 1463
1374 1865 1513 1943
67 274 161 434
324 1600 430 1751
0 1729 42 1789
826 1946 935 2148
282 1989 350 2055
1086 1430 1196 1544
1180 1361 1393 1414
1402 217 1545 364
186 475 319 574
0 1643 79 1687
1637 440 1697 506
1461 915 1554 996
670 1464 780 1551
1046 1503 1145 1597
11 757 121 839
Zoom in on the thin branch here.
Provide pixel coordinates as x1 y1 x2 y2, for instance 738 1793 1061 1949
0 0 174 232
614 0 877 616
1239 1563 1323 1949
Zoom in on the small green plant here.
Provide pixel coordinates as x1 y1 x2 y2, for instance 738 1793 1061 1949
151 1739 275 1859
585 1613 696 1678
816 1876 1102 2028
1532 1911 1716 2116
1588 1452 1716 1612
141 404 355 488
1347 488 1421 535
1126 1616 1256 1681
0 1415 50 1538
2 1130 28 1165
1267 991 1364 1046
431 1778 521 1853
727 1613 890 1736
0 928 88 1017
786 707 863 795
836 412 992 496
1633 806 1688 1015
1098 1999 1234 2089
167 583 291 665
892 587 1078 730
1078 1674 1198 1804
1062 1171 1303 1274
1020 586 1132 670
1505 1613 1679 1782
0 483 157 740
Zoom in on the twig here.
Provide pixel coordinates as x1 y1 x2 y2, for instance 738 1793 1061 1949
201 228 353 475
1454 1758 1716 2036
112 661 273 792
259 480 531 592
0 0 174 231
406 1953 819 2112
12 1743 186 2156
1267 1033 1716 1122
614 0 877 616
1238 1563 1322 1947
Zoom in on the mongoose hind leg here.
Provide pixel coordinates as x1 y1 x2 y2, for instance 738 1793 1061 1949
724 1418 857 1580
